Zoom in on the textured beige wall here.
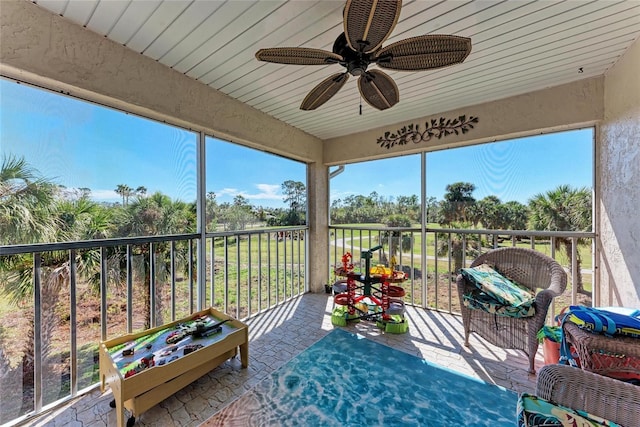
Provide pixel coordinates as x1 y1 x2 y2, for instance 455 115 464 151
324 78 603 165
0 0 321 163
598 39 640 307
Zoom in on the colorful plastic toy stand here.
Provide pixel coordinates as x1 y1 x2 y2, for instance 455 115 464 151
331 246 409 334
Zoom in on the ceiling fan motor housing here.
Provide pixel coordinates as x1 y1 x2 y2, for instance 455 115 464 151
333 32 372 76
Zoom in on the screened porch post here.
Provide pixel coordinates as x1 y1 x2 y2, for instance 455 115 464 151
307 162 330 293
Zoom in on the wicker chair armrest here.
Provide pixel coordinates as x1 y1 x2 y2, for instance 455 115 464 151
536 365 640 426
533 288 557 312
545 260 568 295
529 291 557 338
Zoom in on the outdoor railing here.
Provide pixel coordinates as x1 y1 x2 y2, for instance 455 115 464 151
1 223 595 425
0 226 307 426
329 225 596 318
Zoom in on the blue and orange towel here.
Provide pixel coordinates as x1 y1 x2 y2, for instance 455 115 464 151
561 305 640 338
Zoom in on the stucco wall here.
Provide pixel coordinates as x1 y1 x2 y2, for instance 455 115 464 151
598 38 640 307
0 0 321 163
324 78 603 165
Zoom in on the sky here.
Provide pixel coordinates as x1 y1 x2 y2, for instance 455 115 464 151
333 128 594 205
1 78 593 208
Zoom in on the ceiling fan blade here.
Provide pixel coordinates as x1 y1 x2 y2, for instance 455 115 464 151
373 35 472 71
255 47 343 66
358 69 398 110
344 0 401 54
301 73 349 110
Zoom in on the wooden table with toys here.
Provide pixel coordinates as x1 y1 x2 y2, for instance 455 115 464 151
99 308 248 427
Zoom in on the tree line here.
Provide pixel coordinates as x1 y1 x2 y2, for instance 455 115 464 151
330 181 591 233
0 154 592 244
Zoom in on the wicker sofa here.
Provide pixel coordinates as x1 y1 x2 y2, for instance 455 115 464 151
456 247 567 373
535 364 640 426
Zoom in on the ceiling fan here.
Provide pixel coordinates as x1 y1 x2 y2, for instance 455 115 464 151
255 0 471 111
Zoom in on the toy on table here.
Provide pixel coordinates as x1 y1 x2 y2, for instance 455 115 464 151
124 353 155 378
165 317 230 344
112 315 232 383
331 245 409 333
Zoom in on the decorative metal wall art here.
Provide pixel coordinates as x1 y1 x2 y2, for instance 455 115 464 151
377 115 479 149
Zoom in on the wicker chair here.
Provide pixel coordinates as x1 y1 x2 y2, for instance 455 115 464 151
563 321 640 378
456 247 567 374
536 364 640 426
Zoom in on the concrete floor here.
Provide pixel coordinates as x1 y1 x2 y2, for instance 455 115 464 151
25 293 540 427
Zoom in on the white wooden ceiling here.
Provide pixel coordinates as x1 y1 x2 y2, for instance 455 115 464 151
32 0 640 141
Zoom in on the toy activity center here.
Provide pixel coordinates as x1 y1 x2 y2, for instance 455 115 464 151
331 245 409 334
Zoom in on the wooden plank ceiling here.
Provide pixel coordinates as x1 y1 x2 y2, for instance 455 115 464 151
32 0 640 140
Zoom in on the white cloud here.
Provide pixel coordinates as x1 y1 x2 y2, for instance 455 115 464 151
88 189 120 201
217 187 241 197
214 184 284 203
249 184 282 200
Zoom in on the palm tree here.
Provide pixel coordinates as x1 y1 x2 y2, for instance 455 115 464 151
114 184 134 206
1 156 114 399
135 186 147 198
528 185 592 294
502 201 528 230
435 221 481 277
0 157 70 397
116 192 196 328
439 182 476 225
114 184 127 206
0 155 58 245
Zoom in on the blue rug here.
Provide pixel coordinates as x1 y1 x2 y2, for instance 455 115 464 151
204 329 517 426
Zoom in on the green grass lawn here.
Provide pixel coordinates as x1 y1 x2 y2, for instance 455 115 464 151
330 223 593 270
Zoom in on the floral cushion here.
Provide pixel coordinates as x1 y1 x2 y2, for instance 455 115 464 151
517 393 621 427
461 263 535 318
462 290 535 317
